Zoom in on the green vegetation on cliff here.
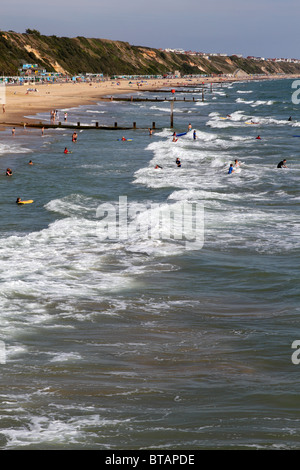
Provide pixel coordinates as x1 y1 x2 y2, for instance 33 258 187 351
0 30 300 77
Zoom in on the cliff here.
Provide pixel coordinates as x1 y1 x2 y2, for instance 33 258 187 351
1 30 300 77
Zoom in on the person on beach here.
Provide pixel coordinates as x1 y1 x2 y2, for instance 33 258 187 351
6 168 12 176
72 132 78 142
277 159 287 168
228 164 235 174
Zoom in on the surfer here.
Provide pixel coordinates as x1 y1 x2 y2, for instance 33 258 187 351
172 132 177 142
64 147 71 154
155 164 162 169
121 136 127 141
277 159 287 168
16 198 21 203
256 135 261 140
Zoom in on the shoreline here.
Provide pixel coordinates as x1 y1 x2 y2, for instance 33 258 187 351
0 74 299 129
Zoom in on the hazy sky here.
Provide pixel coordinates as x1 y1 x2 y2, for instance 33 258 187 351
1 0 299 58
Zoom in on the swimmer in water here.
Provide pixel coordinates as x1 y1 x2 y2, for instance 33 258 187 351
72 132 78 142
228 164 235 174
28 160 33 165
64 147 71 154
277 159 287 168
176 158 181 167
6 168 12 176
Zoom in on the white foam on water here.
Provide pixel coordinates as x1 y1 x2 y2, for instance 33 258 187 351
86 110 106 114
236 98 255 104
206 110 249 128
3 414 126 448
251 100 274 107
0 143 32 155
0 189 197 340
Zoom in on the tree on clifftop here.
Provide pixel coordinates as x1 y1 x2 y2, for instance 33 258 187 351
25 29 41 36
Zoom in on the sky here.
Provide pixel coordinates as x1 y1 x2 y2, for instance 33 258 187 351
1 0 299 59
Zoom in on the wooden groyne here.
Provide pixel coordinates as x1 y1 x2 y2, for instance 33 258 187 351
3 121 161 131
99 96 201 102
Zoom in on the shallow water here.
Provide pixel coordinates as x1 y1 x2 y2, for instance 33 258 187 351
0 78 299 450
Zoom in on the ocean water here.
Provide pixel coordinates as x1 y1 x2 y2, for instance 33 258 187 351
0 78 300 450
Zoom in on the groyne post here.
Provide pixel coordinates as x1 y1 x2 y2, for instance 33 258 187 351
170 100 174 128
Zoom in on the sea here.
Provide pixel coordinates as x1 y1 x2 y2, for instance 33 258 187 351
0 77 299 451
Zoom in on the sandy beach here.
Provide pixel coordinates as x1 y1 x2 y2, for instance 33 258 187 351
1 74 299 128
0 76 222 126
